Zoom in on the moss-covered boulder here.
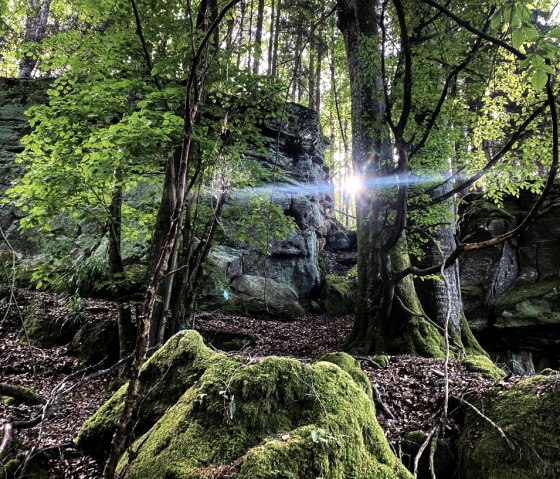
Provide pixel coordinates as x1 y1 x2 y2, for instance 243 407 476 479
462 355 506 379
459 374 560 479
78 331 411 478
316 352 372 398
71 317 119 365
322 274 355 316
75 331 214 455
19 313 84 348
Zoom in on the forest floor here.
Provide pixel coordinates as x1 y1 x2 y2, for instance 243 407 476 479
0 291 524 479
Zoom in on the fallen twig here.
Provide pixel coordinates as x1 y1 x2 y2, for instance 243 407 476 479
372 383 396 420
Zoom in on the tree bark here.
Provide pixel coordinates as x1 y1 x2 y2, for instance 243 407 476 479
18 0 52 78
252 0 265 74
337 0 449 356
271 0 282 78
107 182 134 359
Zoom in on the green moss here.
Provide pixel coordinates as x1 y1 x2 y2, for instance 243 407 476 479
395 317 445 358
459 375 560 479
71 317 119 365
75 330 218 455
115 338 411 479
462 355 506 379
322 275 356 317
316 352 372 398
458 312 488 357
19 312 84 348
370 355 389 369
1 457 48 479
496 275 560 309
460 284 485 298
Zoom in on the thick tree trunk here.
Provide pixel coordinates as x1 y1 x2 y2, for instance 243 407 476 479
417 182 486 355
337 0 450 356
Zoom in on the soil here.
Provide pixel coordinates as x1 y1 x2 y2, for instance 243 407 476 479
0 290 523 478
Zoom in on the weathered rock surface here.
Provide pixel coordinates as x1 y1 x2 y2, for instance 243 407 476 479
460 190 560 371
201 103 342 318
459 373 560 479
77 330 412 479
0 80 344 319
0 78 48 256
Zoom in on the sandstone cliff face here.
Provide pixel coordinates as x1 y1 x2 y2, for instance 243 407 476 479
0 79 48 255
203 103 339 318
460 190 560 372
0 79 341 318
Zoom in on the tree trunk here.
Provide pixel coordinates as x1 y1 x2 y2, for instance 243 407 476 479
271 0 281 78
337 0 450 356
107 182 133 359
145 150 180 348
315 40 323 112
267 0 275 75
308 33 315 109
18 0 52 78
417 182 486 355
253 0 265 74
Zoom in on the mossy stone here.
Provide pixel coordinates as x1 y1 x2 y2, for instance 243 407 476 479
71 317 119 365
459 375 560 478
322 274 356 316
19 313 84 348
369 354 390 369
75 330 216 455
316 352 372 398
462 355 506 379
81 331 411 478
120 351 412 479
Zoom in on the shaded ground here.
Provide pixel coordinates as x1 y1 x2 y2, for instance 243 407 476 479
1 291 523 478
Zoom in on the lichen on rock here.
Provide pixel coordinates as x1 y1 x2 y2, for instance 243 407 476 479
459 374 560 479
77 330 412 478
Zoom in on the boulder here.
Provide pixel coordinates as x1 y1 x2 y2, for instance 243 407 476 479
227 274 304 320
71 317 119 365
76 331 214 455
77 330 412 479
459 374 560 478
321 274 356 316
460 191 560 371
20 312 84 348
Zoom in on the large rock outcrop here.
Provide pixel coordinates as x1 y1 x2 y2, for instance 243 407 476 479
460 190 560 372
77 330 412 479
202 103 340 318
0 78 47 256
1 78 342 318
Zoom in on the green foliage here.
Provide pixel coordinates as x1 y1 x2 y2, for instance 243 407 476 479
223 196 296 253
26 255 107 297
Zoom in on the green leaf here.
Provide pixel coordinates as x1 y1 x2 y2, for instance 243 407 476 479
512 29 525 49
532 68 548 90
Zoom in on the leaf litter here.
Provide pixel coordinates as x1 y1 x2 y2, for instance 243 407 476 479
1 291 524 478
